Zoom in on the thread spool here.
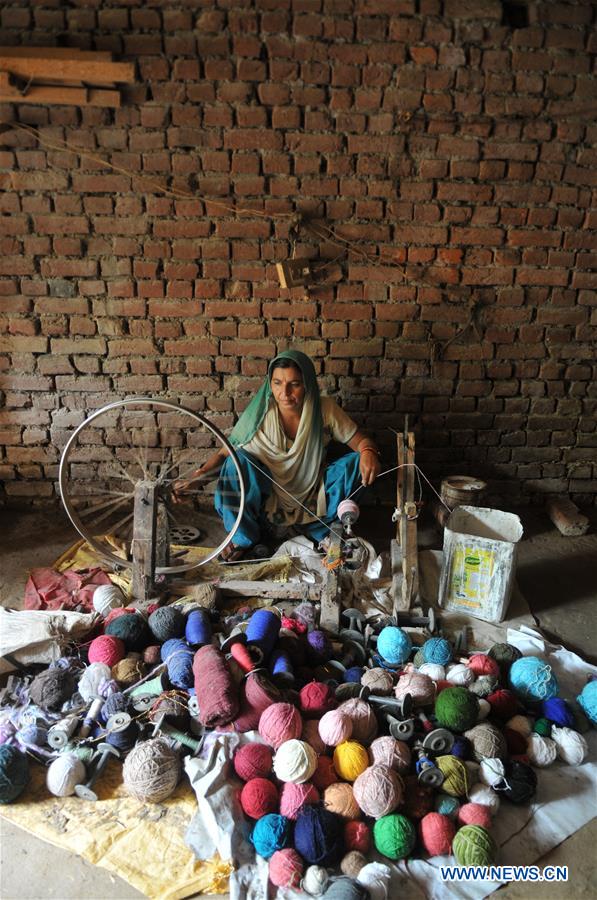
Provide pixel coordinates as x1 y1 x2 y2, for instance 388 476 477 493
232 671 282 733
185 609 212 647
47 716 79 750
338 498 360 532
193 645 239 728
270 649 295 684
245 609 281 660
232 641 261 674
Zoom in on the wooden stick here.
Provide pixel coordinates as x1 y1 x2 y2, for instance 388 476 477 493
0 56 134 84
0 84 122 107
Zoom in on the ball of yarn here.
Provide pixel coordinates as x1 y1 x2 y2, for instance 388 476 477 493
457 802 492 830
106 613 151 652
506 714 533 738
341 850 367 877
251 812 290 859
551 725 588 766
368 735 411 774
29 667 76 711
542 697 575 728
78 662 112 703
294 806 344 866
279 781 319 820
401 775 434 820
0 745 29 803
526 733 557 768
466 653 500 678
413 648 425 668
312 755 338 790
419 812 455 856
111 657 145 687
423 637 452 666
464 723 508 762
104 606 134 627
453 825 496 865
356 862 392 900
333 740 369 782
353 764 403 818
508 656 559 702
337 698 378 745
533 717 552 737
143 645 161 666
259 702 303 749
344 666 364 684
269 848 303 889
500 759 537 803
435 687 479 733
101 691 129 724
92 583 124 618
234 743 274 781
487 688 518 721
469 675 499 698
17 723 48 748
300 681 337 718
479 758 506 788
319 710 353 747
361 668 394 696
395 671 435 707
274 739 318 783
190 582 218 609
488 642 522 675
302 865 329 896
306 630 332 663
377 626 412 666
148 606 186 643
434 794 460 817
469 782 500 815
88 634 126 668
446 663 475 687
240 777 279 818
46 754 86 797
436 755 470 798
450 736 471 760
324 782 361 819
419 663 446 682
122 737 181 803
577 680 597 725
321 877 369 900
344 819 370 853
373 812 416 860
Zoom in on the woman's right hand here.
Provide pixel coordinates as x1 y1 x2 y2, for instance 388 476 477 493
171 471 203 504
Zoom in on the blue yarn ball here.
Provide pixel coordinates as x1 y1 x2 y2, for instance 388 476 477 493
422 637 452 666
542 697 575 728
577 680 597 726
250 813 291 859
185 609 212 647
343 666 364 684
434 794 460 818
0 745 29 803
450 736 471 760
508 656 559 703
377 627 412 666
294 806 344 866
17 724 48 748
161 638 194 690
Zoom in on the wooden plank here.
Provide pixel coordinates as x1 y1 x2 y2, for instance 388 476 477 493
396 431 404 542
0 57 134 83
0 47 113 61
132 481 158 604
0 85 121 106
401 431 419 611
218 580 322 602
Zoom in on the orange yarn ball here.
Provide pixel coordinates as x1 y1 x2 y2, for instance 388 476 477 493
324 782 361 819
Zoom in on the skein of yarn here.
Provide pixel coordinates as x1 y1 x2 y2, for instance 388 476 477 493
341 850 367 877
577 680 597 725
435 688 480 733
193 645 239 727
419 812 455 856
122 737 181 803
78 662 113 703
551 726 588 766
240 777 279 818
269 848 304 889
259 702 303 749
279 781 320 820
302 865 330 896
353 765 403 818
373 812 416 860
361 668 394 696
464 723 508 761
321 877 369 900
148 606 186 643
251 812 291 859
323 782 361 820
526 733 557 767
337 699 378 745
377 626 412 666
508 656 559 702
92 583 125 618
394 671 435 707
452 825 496 866
344 820 371 853
273 739 318 784
368 736 411 774
234 743 273 782
319 710 353 747
29 668 76 711
88 635 126 668
294 806 344 867
333 741 369 782
46 754 86 797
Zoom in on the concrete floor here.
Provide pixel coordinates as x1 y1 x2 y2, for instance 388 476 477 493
0 503 595 899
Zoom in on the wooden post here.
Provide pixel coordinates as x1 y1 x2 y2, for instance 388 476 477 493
131 480 168 605
320 530 342 633
391 421 419 616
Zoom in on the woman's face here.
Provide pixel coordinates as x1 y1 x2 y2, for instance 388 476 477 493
271 365 305 413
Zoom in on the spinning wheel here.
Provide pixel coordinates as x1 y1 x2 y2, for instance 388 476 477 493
58 398 246 601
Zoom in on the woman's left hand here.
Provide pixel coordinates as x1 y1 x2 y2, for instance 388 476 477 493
359 449 381 486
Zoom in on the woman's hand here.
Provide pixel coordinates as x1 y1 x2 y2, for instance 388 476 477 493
359 448 381 486
172 470 204 504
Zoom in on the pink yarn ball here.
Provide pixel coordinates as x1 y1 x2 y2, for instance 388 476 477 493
420 812 456 856
240 777 279 818
467 654 500 678
368 735 411 774
344 819 371 853
269 848 304 889
88 634 125 667
104 607 135 627
353 765 403 818
299 681 337 718
319 710 353 747
279 781 320 820
395 671 436 706
337 698 378 745
301 718 326 755
259 702 303 749
233 743 274 782
457 802 493 830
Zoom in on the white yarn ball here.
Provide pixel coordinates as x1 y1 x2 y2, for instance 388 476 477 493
46 753 86 797
551 726 588 766
446 663 475 686
477 699 491 720
273 739 318 784
479 757 506 788
526 733 557 768
357 862 392 900
419 663 445 681
506 714 533 738
92 583 125 617
302 865 329 896
78 662 112 702
468 782 500 815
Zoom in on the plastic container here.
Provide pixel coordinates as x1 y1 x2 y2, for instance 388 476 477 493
438 506 524 624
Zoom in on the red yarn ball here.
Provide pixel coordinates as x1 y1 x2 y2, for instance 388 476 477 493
299 681 337 719
269 848 304 889
457 803 493 830
435 680 452 694
234 743 274 782
467 654 500 678
504 727 528 756
281 615 307 635
240 777 279 819
88 634 125 667
487 689 518 721
279 781 320 820
344 819 371 853
311 755 338 790
420 812 455 856
103 607 135 628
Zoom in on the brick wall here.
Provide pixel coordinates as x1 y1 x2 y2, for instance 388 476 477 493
0 0 596 508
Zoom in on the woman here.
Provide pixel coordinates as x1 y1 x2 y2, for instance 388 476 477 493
173 350 381 560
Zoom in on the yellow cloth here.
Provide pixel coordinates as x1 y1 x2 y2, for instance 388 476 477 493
0 760 232 899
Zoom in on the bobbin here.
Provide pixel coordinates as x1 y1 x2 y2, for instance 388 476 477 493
219 627 247 655
151 712 203 755
341 608 367 636
75 742 120 802
421 728 454 755
78 697 104 740
106 711 132 733
47 715 79 750
386 715 416 742
365 690 413 720
413 745 445 788
335 683 368 702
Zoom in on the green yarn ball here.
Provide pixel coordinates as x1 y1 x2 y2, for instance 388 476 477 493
434 687 480 733
0 745 29 804
436 755 470 798
488 642 522 676
106 613 151 652
373 813 416 860
453 825 496 866
533 717 552 737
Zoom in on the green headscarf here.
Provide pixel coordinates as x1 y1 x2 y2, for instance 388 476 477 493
229 349 323 448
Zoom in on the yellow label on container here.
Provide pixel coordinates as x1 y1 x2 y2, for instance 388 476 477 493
448 544 496 609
